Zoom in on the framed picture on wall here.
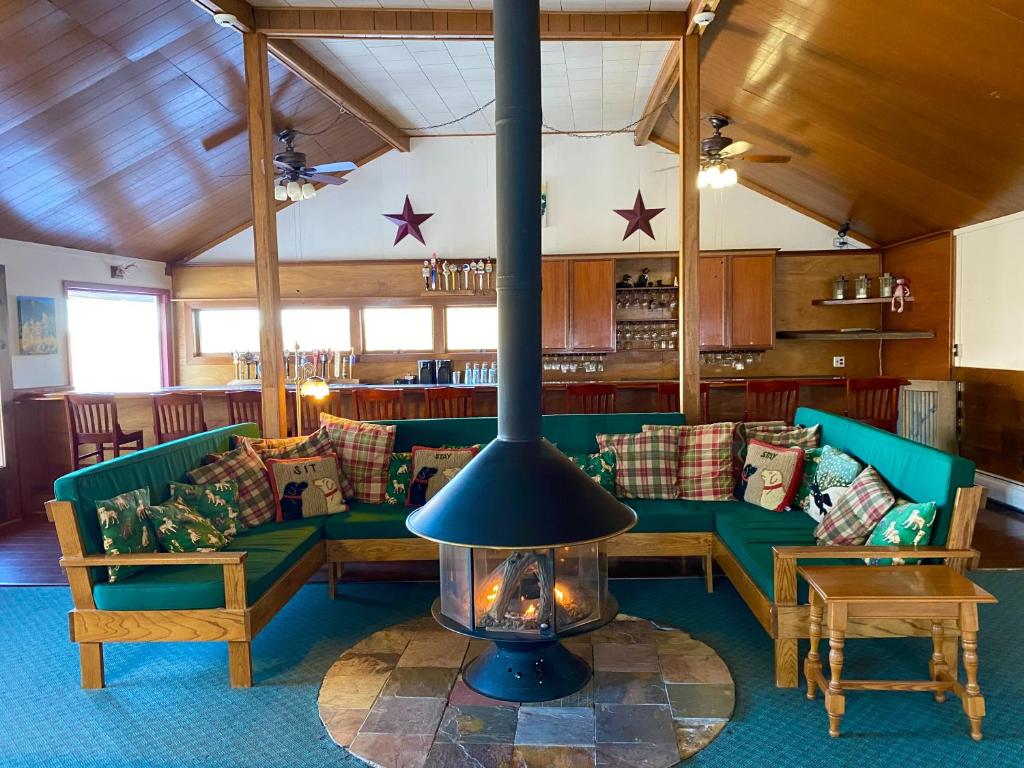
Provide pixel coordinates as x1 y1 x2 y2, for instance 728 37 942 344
17 296 57 355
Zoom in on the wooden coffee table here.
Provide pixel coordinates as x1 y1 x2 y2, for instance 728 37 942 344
799 565 997 741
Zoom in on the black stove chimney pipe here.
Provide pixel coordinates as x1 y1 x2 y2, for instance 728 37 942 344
494 0 542 443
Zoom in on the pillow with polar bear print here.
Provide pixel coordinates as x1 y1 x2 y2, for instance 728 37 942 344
266 457 348 521
740 440 805 511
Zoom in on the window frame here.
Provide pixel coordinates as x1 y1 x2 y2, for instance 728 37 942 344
64 281 172 388
444 304 499 353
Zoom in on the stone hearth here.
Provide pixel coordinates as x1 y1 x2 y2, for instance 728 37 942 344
318 614 734 768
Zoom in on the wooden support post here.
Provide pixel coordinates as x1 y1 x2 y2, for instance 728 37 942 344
678 34 701 420
242 32 287 438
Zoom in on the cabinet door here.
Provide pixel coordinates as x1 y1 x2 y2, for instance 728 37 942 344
729 254 775 348
541 259 569 351
698 256 727 349
570 259 615 351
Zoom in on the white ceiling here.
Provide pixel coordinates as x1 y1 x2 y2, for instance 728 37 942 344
298 38 672 134
257 2 687 9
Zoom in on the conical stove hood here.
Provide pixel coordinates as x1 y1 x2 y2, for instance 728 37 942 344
407 0 636 549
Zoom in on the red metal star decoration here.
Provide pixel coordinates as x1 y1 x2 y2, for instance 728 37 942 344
383 195 434 246
614 191 664 241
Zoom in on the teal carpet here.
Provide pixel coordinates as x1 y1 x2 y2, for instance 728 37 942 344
2 571 1022 767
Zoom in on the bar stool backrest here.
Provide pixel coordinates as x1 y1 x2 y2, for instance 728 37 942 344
152 393 207 444
226 390 263 433
424 387 475 418
300 390 343 434
566 383 616 414
846 377 907 433
66 394 118 443
354 388 405 421
745 380 800 424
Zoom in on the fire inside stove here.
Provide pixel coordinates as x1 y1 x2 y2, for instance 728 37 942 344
439 543 607 636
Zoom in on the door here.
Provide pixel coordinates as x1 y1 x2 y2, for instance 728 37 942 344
541 259 569 351
729 254 775 348
570 259 615 351
698 256 727 349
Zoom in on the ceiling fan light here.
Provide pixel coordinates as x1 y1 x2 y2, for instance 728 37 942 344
274 184 287 202
697 168 709 189
301 182 316 199
286 180 301 199
721 167 738 187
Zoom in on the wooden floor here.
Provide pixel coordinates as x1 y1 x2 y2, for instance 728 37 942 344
1 503 1021 586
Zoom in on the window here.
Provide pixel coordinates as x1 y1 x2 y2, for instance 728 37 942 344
195 307 351 354
66 286 168 392
446 306 498 351
362 307 433 352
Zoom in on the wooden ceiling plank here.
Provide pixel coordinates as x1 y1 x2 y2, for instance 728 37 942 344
248 7 686 40
267 39 409 153
189 0 254 33
634 40 679 146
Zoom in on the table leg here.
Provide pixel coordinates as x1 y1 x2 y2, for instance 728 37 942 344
930 622 949 703
825 602 847 738
806 591 824 700
959 603 985 741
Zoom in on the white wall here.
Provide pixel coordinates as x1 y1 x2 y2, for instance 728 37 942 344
196 134 863 264
0 238 170 389
955 211 1024 371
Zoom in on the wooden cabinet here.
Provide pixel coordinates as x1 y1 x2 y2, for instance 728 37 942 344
541 259 569 351
699 250 775 350
570 259 616 351
541 257 615 352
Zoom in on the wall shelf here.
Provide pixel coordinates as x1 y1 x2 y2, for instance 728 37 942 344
776 330 935 341
810 296 915 306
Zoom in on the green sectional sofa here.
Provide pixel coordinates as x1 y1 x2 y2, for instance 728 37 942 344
49 408 984 690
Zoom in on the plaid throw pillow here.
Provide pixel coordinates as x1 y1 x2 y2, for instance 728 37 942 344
814 465 895 545
743 423 820 452
596 431 678 499
643 422 736 501
260 428 355 499
320 414 396 504
188 444 276 528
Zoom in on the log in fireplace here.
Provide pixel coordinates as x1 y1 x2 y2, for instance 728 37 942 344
406 0 637 703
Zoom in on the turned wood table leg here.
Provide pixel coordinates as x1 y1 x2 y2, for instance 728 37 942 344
959 603 985 741
825 602 847 738
930 622 949 702
806 592 824 700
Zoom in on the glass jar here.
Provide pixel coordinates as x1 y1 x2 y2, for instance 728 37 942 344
832 275 849 300
855 274 871 299
879 273 896 298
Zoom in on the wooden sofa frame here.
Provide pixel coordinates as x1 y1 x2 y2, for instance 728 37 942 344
47 499 326 689
713 485 987 687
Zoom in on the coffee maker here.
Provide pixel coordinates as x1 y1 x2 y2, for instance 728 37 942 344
417 359 437 384
435 359 453 384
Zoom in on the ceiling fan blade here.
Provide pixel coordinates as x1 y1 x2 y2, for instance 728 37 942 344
742 154 791 163
307 161 357 174
201 120 246 152
274 159 296 171
653 165 679 174
303 172 348 186
718 140 752 158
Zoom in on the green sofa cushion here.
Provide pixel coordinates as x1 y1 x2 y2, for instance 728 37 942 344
628 499 722 534
54 423 262 581
323 502 416 540
795 408 975 547
92 520 323 611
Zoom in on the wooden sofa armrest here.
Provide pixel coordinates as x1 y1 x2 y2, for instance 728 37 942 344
771 545 979 607
61 552 250 610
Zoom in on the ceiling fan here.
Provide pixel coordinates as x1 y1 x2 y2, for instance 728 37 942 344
702 115 791 166
273 129 357 201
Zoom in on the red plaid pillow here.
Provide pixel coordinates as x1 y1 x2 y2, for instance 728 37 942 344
320 414 396 504
644 423 736 501
814 465 895 545
595 431 679 499
743 423 820 451
260 428 355 500
187 444 275 528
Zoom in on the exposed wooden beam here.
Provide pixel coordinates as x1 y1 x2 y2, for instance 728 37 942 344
687 1 722 36
634 41 679 147
249 8 687 40
190 0 255 32
679 34 702 422
268 40 409 153
242 32 287 438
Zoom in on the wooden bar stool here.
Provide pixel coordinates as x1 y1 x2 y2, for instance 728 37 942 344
152 393 208 444
298 390 343 435
226 390 263 433
354 388 405 420
424 387 474 418
65 394 144 469
745 380 800 424
657 382 679 413
565 383 616 414
846 377 907 433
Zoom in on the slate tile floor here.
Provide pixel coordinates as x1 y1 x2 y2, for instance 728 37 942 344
318 615 734 768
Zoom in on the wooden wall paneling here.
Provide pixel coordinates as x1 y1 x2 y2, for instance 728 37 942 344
728 253 774 348
955 367 1024 483
541 259 570 351
698 256 727 349
570 259 616 351
881 232 954 381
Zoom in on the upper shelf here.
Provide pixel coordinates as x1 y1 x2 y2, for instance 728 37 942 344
777 330 935 341
810 297 915 306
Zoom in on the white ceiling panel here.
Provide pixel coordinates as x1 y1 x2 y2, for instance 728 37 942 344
299 38 673 135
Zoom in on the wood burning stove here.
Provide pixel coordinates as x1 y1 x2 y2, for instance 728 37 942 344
406 0 636 703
